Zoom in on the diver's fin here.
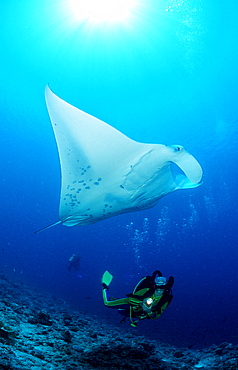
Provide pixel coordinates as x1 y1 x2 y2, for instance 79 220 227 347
101 271 113 286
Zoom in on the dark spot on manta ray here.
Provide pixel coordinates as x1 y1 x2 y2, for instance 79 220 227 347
94 182 99 185
98 178 102 181
104 204 108 207
120 185 125 188
85 186 90 189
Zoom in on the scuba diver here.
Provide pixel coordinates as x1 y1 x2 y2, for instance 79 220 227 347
68 254 81 272
101 270 174 327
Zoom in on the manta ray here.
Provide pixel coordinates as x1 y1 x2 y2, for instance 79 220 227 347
42 85 202 230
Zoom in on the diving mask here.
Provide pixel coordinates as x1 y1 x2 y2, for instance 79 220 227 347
155 276 167 287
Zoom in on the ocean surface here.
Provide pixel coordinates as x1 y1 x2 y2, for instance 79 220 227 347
1 0 238 349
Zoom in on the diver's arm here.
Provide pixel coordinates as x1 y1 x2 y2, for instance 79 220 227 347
102 289 129 307
166 276 174 290
151 291 173 319
151 270 163 279
150 301 170 320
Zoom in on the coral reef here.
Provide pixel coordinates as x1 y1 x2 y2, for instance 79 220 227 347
0 273 237 369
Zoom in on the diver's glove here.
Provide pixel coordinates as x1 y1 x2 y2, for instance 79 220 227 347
102 283 109 290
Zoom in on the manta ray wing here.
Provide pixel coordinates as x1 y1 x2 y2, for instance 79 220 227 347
44 86 203 227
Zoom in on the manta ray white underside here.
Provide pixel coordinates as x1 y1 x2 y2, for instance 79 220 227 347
44 85 203 228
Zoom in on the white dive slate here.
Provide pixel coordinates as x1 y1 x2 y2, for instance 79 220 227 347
45 85 203 227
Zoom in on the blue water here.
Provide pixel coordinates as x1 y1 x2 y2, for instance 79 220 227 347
1 0 238 348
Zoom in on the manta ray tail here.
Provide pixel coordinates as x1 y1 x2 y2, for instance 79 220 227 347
34 221 61 234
